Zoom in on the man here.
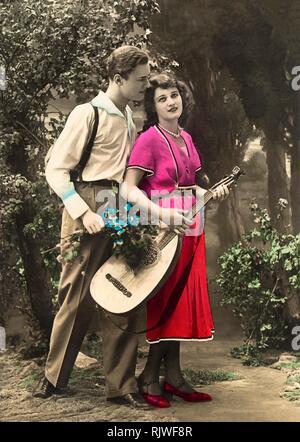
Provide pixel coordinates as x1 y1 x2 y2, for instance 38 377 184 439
34 46 151 409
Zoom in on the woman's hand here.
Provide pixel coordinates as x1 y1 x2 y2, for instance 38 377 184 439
160 207 192 235
81 209 104 234
212 184 230 201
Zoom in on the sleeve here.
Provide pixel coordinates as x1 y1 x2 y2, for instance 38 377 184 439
126 132 156 177
45 104 94 219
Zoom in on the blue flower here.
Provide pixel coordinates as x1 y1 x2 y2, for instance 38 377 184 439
124 203 133 212
105 219 116 227
104 207 118 215
128 214 140 226
118 218 128 227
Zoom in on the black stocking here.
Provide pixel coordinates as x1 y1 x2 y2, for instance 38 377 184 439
163 341 185 386
138 342 168 393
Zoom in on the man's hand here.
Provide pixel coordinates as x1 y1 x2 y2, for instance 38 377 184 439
212 184 230 201
81 209 104 234
160 208 192 235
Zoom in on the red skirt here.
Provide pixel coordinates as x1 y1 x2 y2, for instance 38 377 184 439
146 233 214 343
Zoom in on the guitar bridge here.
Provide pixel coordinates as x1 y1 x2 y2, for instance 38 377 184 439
106 274 132 298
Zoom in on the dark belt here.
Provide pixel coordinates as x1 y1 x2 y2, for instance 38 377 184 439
78 179 119 188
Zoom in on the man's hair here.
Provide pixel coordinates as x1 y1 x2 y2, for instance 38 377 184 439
143 72 194 130
106 45 149 80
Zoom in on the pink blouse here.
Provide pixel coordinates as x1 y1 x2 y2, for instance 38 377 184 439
127 125 204 236
127 125 201 192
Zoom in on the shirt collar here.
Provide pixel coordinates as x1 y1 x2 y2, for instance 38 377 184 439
91 91 134 139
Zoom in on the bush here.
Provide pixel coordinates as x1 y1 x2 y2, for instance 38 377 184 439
217 200 300 354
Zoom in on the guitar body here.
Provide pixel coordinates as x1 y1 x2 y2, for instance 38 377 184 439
90 230 182 315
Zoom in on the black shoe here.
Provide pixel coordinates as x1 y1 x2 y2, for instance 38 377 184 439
33 377 62 399
107 393 151 409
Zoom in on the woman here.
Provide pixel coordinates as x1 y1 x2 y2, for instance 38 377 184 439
122 73 228 408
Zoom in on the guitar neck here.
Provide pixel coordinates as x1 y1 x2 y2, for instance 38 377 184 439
158 166 243 250
190 188 214 219
191 170 241 218
158 189 213 250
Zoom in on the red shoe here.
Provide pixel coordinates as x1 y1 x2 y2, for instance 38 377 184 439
138 378 171 408
142 393 171 408
163 381 212 402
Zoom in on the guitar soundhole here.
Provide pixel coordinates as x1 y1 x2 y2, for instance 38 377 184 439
106 274 132 298
140 244 160 267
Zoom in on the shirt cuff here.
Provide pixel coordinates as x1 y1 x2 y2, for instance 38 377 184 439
63 193 90 220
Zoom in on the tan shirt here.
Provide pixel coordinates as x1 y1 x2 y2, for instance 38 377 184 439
45 91 137 219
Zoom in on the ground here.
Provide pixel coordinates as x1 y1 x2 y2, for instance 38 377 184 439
0 335 300 422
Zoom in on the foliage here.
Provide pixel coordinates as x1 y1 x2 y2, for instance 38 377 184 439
217 200 300 353
0 175 31 322
286 373 300 385
230 344 270 366
101 203 159 270
0 0 159 332
19 372 41 389
280 361 300 371
18 316 51 359
182 368 239 386
282 389 300 402
281 353 300 402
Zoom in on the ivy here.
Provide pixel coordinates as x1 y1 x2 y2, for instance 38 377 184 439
217 200 300 354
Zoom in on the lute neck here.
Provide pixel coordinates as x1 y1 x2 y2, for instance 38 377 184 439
190 188 214 219
158 167 243 250
158 189 213 251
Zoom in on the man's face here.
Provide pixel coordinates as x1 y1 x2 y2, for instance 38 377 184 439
119 63 150 102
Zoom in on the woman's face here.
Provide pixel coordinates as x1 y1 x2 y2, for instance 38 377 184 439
153 87 183 125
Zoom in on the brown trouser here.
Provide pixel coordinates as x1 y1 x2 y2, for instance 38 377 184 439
45 183 139 398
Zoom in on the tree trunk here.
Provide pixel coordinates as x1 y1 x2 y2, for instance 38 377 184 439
291 90 300 234
15 206 54 337
265 136 292 233
217 188 245 250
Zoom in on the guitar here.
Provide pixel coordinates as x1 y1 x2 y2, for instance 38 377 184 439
90 166 243 315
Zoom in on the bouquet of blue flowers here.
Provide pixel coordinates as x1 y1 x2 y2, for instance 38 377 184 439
51 203 159 269
101 203 159 269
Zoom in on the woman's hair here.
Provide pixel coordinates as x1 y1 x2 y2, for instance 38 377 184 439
143 72 194 130
106 45 149 80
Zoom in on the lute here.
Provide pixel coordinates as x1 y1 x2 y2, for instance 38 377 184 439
90 166 243 314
